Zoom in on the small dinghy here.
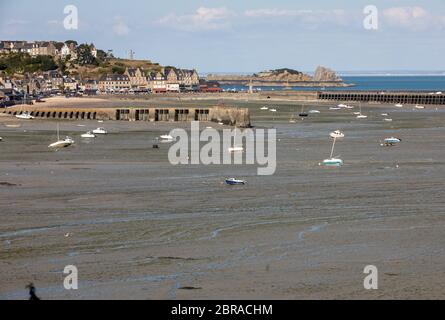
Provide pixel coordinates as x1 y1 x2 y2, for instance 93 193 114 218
260 106 269 110
225 178 246 185
395 104 403 108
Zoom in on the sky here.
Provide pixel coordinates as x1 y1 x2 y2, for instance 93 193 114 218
1 0 445 73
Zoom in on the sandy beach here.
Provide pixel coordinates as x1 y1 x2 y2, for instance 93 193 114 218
1 98 445 299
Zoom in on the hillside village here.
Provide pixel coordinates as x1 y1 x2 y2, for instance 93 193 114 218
0 40 218 105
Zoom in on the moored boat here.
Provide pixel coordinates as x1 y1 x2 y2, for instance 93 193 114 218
225 178 246 185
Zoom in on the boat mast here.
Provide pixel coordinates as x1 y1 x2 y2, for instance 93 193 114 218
330 137 336 159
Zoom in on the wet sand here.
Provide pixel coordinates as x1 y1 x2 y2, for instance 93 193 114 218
1 101 445 299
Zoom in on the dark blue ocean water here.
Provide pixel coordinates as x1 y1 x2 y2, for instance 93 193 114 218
221 76 445 92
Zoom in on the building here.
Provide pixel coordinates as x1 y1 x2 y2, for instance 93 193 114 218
99 74 131 92
90 44 97 58
63 77 78 91
166 83 180 92
148 72 167 93
30 42 57 57
124 67 149 89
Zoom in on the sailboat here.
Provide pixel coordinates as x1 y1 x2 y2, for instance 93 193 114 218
330 130 345 139
16 111 34 120
15 94 34 119
228 127 244 153
299 104 308 117
356 102 368 119
321 137 343 166
48 124 74 149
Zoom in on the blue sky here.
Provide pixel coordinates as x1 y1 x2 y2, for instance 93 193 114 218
1 0 444 73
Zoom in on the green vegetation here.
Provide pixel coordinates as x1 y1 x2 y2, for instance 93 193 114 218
0 53 57 75
0 41 164 79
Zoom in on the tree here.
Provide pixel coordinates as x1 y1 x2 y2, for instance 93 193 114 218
76 44 98 66
65 40 78 46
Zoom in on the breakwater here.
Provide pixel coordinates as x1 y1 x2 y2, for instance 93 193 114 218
2 105 251 127
317 91 445 105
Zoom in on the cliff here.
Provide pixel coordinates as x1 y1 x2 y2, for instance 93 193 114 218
206 66 348 87
313 66 342 82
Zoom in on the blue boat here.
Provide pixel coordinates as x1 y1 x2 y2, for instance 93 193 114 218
225 178 246 185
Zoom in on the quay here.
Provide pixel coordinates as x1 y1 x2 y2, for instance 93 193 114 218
2 105 251 127
317 91 445 105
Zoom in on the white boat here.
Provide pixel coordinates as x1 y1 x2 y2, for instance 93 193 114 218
381 113 389 116
345 105 355 109
415 105 425 109
395 104 403 108
338 104 347 108
15 112 34 120
160 134 174 141
225 178 246 185
81 131 96 138
382 137 401 146
92 127 107 134
321 137 343 167
260 106 269 110
330 130 345 139
329 107 341 110
48 124 74 149
353 112 361 115
356 102 368 119
309 110 320 114
383 118 393 122
270 108 277 112
228 127 244 153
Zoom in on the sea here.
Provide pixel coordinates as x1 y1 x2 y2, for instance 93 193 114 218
220 75 445 92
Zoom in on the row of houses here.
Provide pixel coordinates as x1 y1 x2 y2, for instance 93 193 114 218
98 67 200 93
0 41 97 60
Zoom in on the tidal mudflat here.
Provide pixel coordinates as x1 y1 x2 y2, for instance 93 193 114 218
1 102 445 299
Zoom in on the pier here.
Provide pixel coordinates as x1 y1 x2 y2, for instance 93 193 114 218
317 91 445 105
2 105 251 127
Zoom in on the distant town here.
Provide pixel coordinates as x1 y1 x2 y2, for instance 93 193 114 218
0 40 223 107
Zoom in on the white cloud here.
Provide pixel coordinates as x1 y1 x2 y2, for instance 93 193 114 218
4 19 29 26
156 7 234 31
244 8 354 29
244 9 312 17
113 17 130 36
382 6 445 31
